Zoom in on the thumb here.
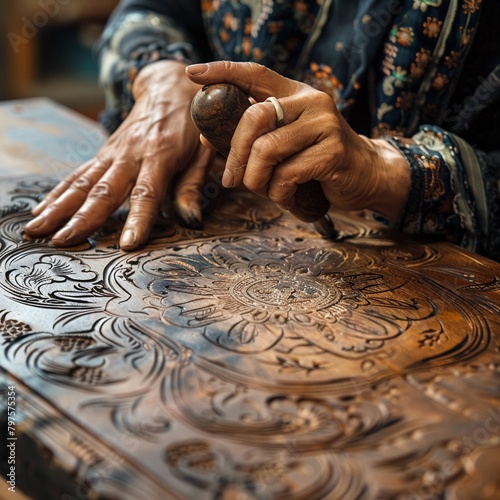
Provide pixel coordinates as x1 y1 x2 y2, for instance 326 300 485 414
185 61 301 100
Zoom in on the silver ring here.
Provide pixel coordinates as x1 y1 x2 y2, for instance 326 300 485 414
265 97 285 128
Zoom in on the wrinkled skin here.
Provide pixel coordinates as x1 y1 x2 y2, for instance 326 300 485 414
24 60 214 250
24 60 410 250
187 61 410 221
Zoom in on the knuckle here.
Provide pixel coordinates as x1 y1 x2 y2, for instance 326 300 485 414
222 60 233 71
69 211 91 225
253 134 282 159
269 192 288 206
326 132 347 159
124 213 149 226
129 130 145 145
300 87 333 109
123 125 148 146
88 181 115 202
71 176 94 193
244 104 269 126
270 169 296 197
276 179 294 195
316 90 333 107
44 200 64 215
130 183 160 202
94 154 110 166
92 156 112 173
226 149 246 171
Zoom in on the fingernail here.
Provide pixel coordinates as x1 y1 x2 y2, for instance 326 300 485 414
222 170 234 188
24 218 43 231
175 202 203 229
185 63 208 75
184 211 203 229
24 215 49 234
120 229 137 248
52 226 75 243
32 200 47 216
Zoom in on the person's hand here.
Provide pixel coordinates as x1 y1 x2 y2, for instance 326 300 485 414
186 61 410 224
24 60 214 250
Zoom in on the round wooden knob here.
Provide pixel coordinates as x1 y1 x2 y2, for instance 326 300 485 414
191 83 251 158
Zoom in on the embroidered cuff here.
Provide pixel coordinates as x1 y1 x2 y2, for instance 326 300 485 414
387 126 480 252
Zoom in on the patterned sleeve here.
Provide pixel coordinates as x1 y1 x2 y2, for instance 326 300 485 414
388 127 500 261
96 8 203 134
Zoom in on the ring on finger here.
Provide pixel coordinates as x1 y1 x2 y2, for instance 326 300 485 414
265 97 285 128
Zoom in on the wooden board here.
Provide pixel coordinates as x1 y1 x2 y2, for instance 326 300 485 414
0 99 499 499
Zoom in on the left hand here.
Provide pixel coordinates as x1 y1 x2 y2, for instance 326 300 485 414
186 61 410 223
24 60 213 250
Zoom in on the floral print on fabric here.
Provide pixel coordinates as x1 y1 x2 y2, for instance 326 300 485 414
302 62 344 103
372 1 483 137
201 0 322 77
389 126 481 251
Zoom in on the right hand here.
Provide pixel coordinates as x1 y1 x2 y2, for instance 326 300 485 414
186 61 410 223
24 60 214 250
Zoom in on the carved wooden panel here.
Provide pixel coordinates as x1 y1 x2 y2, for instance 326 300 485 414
0 101 499 499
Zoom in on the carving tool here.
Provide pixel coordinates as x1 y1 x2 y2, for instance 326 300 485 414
190 83 337 238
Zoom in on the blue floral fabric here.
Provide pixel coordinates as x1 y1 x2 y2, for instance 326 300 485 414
200 0 322 77
372 0 483 136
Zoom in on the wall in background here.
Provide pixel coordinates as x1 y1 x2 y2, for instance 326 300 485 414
0 2 8 99
2 0 119 120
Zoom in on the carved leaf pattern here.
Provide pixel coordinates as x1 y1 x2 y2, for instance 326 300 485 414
0 177 498 499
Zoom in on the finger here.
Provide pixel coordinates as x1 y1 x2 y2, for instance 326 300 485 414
222 101 276 188
173 145 214 228
200 135 217 151
24 158 112 237
31 158 96 216
50 159 138 247
241 117 317 197
224 96 304 189
186 61 302 101
266 144 330 210
119 154 175 250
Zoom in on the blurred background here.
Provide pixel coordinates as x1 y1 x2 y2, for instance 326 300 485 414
1 0 120 120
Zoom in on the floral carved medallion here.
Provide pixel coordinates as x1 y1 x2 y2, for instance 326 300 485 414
0 176 498 499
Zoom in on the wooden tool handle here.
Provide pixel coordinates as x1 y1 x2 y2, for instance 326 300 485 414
191 83 331 223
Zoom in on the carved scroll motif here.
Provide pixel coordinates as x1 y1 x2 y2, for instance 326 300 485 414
0 177 499 499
